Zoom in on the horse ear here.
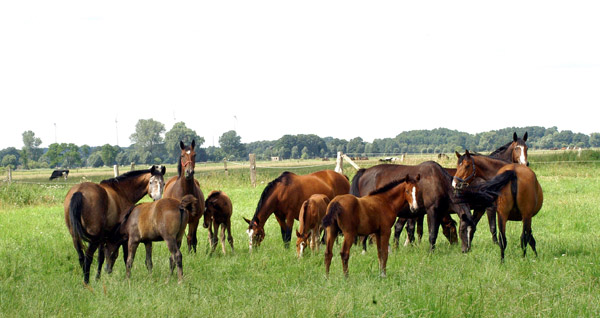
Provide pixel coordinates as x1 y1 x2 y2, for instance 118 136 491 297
523 132 528 141
513 132 518 142
296 230 301 238
191 139 196 149
243 217 252 225
180 141 185 150
160 165 166 175
455 151 461 159
465 149 471 157
416 173 420 181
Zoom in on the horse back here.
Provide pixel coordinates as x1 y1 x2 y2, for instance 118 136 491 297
497 164 543 220
310 170 350 196
133 198 187 241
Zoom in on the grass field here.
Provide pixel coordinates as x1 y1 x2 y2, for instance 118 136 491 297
1 155 599 317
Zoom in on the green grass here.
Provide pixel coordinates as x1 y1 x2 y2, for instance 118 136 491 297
1 158 600 317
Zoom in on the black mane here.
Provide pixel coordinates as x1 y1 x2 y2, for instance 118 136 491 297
252 171 294 223
100 169 151 187
489 141 513 158
368 176 409 196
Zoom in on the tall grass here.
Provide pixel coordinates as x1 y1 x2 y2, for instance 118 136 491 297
1 157 600 317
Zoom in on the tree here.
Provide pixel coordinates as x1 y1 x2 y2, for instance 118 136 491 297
164 122 204 163
22 130 43 164
590 133 600 147
129 119 166 160
219 130 246 160
1 154 17 169
87 152 103 167
100 144 119 166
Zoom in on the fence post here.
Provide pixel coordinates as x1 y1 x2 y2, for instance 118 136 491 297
342 154 360 171
114 165 119 177
249 153 257 188
335 151 343 174
223 158 229 176
7 166 12 184
130 162 135 171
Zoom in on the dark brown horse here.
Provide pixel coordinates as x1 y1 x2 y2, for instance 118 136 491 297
295 194 330 258
244 170 350 250
163 140 205 253
322 176 420 277
106 195 199 282
203 190 234 255
351 161 475 252
453 154 543 260
64 165 166 284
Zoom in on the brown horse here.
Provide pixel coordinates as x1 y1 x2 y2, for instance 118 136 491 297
351 161 475 252
244 170 350 250
106 195 199 282
322 176 420 277
295 194 330 258
64 165 166 284
203 191 234 255
163 140 205 253
454 154 543 260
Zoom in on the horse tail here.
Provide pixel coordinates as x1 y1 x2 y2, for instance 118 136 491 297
350 169 366 196
456 170 517 210
322 201 343 228
69 192 95 243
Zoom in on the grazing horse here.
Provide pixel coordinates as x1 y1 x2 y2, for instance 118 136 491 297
322 176 420 277
203 191 234 255
163 140 205 253
453 157 543 260
106 195 199 282
351 161 475 252
64 165 166 284
295 194 330 258
244 170 350 250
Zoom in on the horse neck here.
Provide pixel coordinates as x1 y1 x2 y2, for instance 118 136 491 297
473 156 508 180
375 184 407 212
178 176 197 194
489 143 514 163
253 191 279 228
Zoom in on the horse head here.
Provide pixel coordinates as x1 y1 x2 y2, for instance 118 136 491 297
203 194 219 229
179 140 196 180
244 217 265 250
148 165 166 201
404 174 421 213
295 229 310 258
511 132 529 166
453 150 476 189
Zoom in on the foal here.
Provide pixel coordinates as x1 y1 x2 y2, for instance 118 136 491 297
295 194 330 258
108 194 198 282
203 191 234 255
322 175 419 277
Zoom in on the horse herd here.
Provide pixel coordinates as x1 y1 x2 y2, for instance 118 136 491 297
65 133 542 284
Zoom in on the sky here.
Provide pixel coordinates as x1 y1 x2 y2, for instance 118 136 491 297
1 1 599 150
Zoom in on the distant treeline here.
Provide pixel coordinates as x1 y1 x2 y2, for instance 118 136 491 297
2 126 599 170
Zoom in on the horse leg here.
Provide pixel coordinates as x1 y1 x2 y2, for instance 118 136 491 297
209 222 218 255
121 242 128 268
186 219 200 253
497 213 508 262
82 241 100 285
486 207 499 245
377 229 391 278
393 218 406 249
166 238 183 282
341 235 355 278
406 218 416 245
521 217 537 257
226 220 234 253
416 214 424 243
145 242 153 273
96 243 105 280
426 209 440 251
126 240 140 279
71 236 85 270
324 226 338 278
219 224 227 255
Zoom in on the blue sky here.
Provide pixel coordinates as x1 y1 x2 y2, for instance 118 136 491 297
1 1 598 149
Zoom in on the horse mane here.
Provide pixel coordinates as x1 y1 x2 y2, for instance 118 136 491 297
350 169 366 196
206 191 221 202
252 171 294 223
368 176 409 196
100 169 151 187
489 141 512 158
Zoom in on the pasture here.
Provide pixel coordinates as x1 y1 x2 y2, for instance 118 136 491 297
1 154 599 317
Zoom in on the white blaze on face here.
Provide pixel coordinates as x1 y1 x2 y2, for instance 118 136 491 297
518 146 526 165
299 242 305 256
148 176 163 200
452 178 457 189
411 186 418 210
186 150 191 155
246 229 254 250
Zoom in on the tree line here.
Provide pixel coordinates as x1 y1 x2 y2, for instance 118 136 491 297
2 121 599 170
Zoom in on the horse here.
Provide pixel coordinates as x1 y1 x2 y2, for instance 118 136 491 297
322 175 420 277
295 194 330 258
64 165 166 284
203 191 234 255
453 156 543 260
106 195 199 282
163 140 205 253
244 170 350 250
351 161 474 253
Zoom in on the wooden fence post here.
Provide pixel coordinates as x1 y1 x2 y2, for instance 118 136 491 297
114 165 119 177
130 162 135 171
342 154 360 171
335 151 343 174
224 158 229 176
249 154 257 188
7 166 12 184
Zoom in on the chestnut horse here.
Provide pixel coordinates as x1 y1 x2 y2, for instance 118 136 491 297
295 194 330 258
351 161 475 253
106 195 199 282
203 191 234 255
322 176 420 277
453 154 543 260
244 170 350 250
163 140 205 253
64 165 166 284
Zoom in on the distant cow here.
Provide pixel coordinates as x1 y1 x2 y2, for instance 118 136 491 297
49 169 69 180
